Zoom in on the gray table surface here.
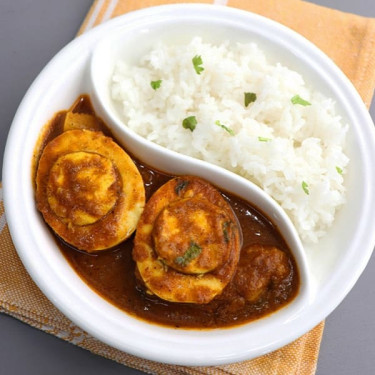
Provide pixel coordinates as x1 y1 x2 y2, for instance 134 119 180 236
1 1 374 374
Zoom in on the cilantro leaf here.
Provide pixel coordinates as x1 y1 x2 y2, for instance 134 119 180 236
192 55 204 75
244 92 257 107
291 95 311 106
175 179 189 195
222 221 232 243
182 116 197 132
150 80 162 90
258 136 272 142
302 181 310 195
215 120 235 136
175 241 202 267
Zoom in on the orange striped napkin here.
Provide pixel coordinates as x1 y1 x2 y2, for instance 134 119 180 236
1 1 374 374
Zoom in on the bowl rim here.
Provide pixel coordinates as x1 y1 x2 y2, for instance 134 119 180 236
3 3 375 366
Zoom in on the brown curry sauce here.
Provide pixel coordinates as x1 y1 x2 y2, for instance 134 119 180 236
34 95 300 329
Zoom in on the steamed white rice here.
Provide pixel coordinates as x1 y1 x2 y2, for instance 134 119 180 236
110 37 349 244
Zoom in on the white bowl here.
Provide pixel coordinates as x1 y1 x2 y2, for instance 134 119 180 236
3 4 375 366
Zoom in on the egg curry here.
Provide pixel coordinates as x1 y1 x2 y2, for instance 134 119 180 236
134 176 242 304
33 95 300 329
35 128 145 252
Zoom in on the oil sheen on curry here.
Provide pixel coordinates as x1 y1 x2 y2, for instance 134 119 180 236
34 95 300 329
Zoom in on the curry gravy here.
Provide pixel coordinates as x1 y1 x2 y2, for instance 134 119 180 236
35 95 300 329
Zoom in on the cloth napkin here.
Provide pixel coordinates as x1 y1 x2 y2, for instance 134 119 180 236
1 0 374 374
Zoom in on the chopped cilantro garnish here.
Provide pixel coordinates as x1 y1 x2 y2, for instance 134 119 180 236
175 241 202 267
215 120 235 136
302 181 310 195
291 95 311 106
175 179 189 195
182 116 197 132
150 80 162 90
244 92 257 107
258 136 272 142
336 166 343 175
223 221 232 243
158 258 168 271
192 55 204 75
